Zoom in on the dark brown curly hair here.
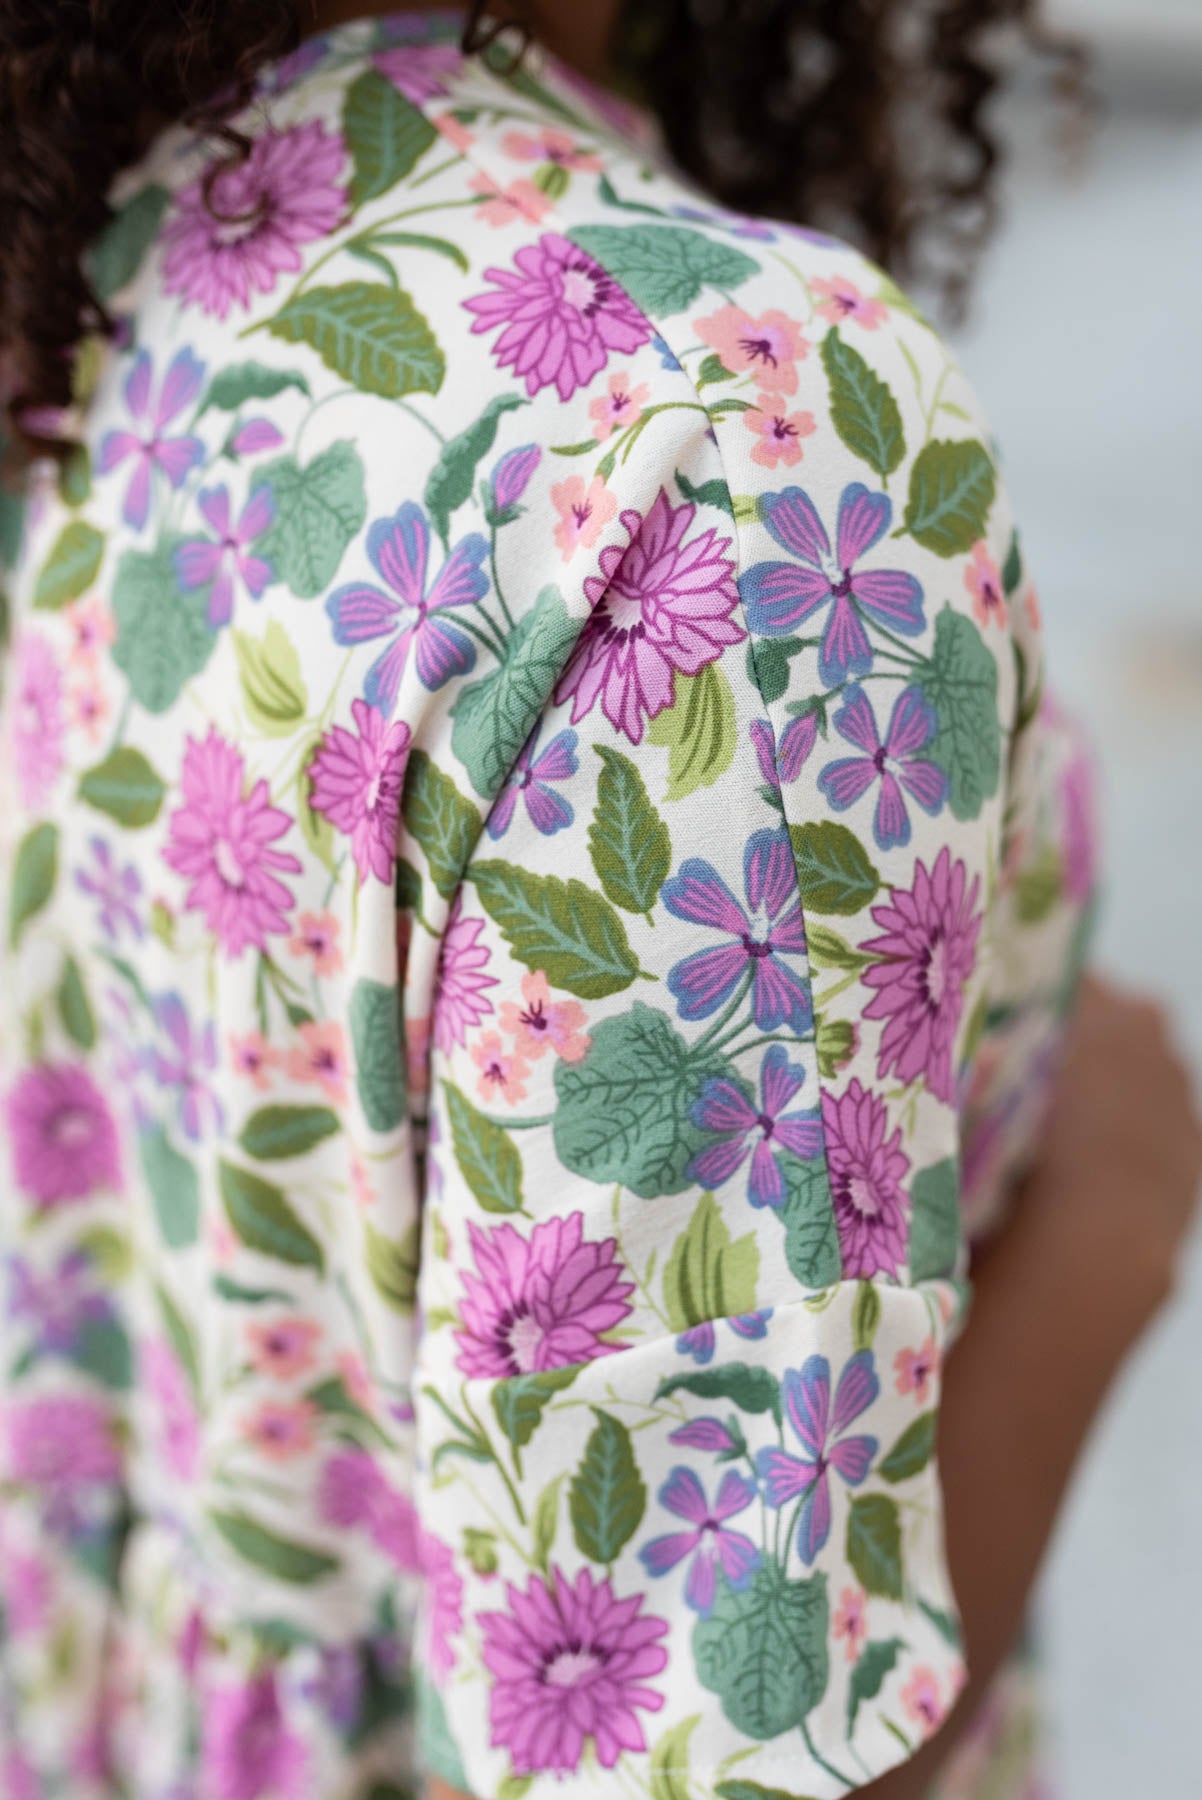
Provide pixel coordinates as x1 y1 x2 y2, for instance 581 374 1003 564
0 0 1079 450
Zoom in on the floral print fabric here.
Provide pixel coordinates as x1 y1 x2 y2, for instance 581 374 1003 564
0 15 1096 1799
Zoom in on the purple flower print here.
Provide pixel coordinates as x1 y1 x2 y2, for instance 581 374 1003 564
97 348 206 530
818 684 947 851
555 491 743 744
639 1467 760 1615
487 722 578 840
755 1352 879 1563
669 1417 738 1453
750 711 818 793
230 418 285 457
75 836 143 940
479 1566 668 1774
663 827 811 1033
307 698 412 884
741 483 924 686
6 1063 121 1208
465 232 652 402
199 1670 308 1800
11 631 64 810
676 1309 772 1365
2 1394 121 1488
317 1449 421 1572
174 485 275 628
326 502 489 712
144 1337 200 1481
422 1529 465 1682
433 894 497 1054
823 1079 910 1279
7 1250 113 1356
689 1045 822 1208
146 992 223 1142
488 443 542 523
373 40 462 104
455 1213 634 1378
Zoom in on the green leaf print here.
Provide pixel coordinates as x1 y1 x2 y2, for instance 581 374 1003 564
401 749 482 899
69 1315 134 1391
218 1159 325 1272
78 746 166 828
781 1158 841 1289
655 1362 782 1427
820 329 905 480
568 224 759 317
647 661 737 802
693 1564 829 1739
140 1126 202 1249
33 521 104 610
57 443 91 510
588 745 672 919
233 622 308 735
1002 529 1024 598
156 1279 201 1400
914 606 1000 821
364 1218 419 1314
788 820 880 916
449 585 576 799
569 1408 646 1563
56 956 96 1050
1014 843 1063 923
716 1784 820 1800
908 1156 961 1282
851 1280 881 1354
806 924 870 973
208 1509 340 1584
111 541 216 713
253 442 367 599
8 822 58 949
238 1105 341 1161
878 1411 937 1483
89 183 169 302
267 281 445 399
846 1493 903 1600
902 439 997 557
662 1191 759 1330
649 1715 700 1800
349 978 406 1132
444 1080 524 1213
425 391 524 544
492 1367 577 1450
531 1475 563 1572
846 1637 905 1736
554 1004 736 1196
471 862 641 1000
815 1014 857 1081
343 69 438 205
197 361 311 418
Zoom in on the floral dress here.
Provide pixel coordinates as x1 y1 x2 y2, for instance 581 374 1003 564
0 14 1097 1800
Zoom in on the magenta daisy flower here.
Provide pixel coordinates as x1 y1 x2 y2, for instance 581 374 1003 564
554 490 743 743
421 1530 465 1683
455 1212 634 1378
200 1672 308 1800
174 484 276 628
3 1395 121 1487
373 40 462 104
822 1079 909 1279
163 729 301 958
818 683 947 851
860 845 982 1102
465 231 652 402
96 348 206 529
688 1044 822 1207
755 1352 879 1562
432 895 497 1054
162 121 346 320
480 1566 668 1774
639 1467 760 1614
308 698 411 885
11 632 64 809
6 1063 121 1208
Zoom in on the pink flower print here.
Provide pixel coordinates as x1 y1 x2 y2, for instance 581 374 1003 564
455 1212 635 1378
174 485 275 628
144 1337 200 1481
10 631 64 808
0 1547 50 1640
480 1567 668 1774
246 1316 323 1380
639 1467 760 1615
501 126 603 172
556 490 743 742
200 1670 308 1800
589 372 650 441
488 722 578 840
65 594 115 666
1061 747 1099 904
2 1750 41 1800
433 895 497 1054
97 347 206 529
326 502 488 710
6 1063 121 1207
742 482 925 687
316 1448 419 1567
336 1349 372 1408
3 1395 121 1486
1026 584 1042 629
664 827 811 1033
688 1044 822 1207
162 121 345 320
833 1585 869 1661
552 473 618 562
818 683 948 852
285 1020 348 1103
229 1031 278 1089
308 698 411 884
812 275 888 330
860 846 983 1103
469 171 553 229
498 969 590 1064
373 41 462 104
288 909 344 976
745 397 817 468
755 1352 879 1562
695 304 809 394
163 729 301 958
471 1031 530 1105
465 232 653 402
901 1666 948 1737
350 1148 375 1211
76 835 143 940
421 1530 465 1683
147 991 223 1141
230 417 285 457
822 1079 909 1279
242 1397 319 1462
894 1335 940 1403
964 539 1007 629
69 675 111 743
750 712 818 792
434 111 476 154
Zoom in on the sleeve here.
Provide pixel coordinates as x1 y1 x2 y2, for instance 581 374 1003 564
405 239 1058 1798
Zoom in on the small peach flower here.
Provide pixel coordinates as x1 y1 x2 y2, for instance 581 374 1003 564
500 126 602 172
900 1666 947 1737
812 275 888 330
832 1586 868 1662
350 1149 375 1212
286 1020 348 1104
894 1335 941 1403
589 373 650 442
965 540 1007 629
1026 585 1042 630
65 595 115 666
229 1031 278 1091
246 1316 323 1380
209 1213 239 1268
336 1349 373 1408
498 970 590 1064
471 1031 530 1105
69 678 111 742
468 172 552 229
551 474 617 562
434 112 476 153
694 304 809 394
744 398 817 469
287 910 344 977
241 1397 319 1462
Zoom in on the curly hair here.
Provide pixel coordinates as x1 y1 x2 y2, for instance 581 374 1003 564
0 0 1079 448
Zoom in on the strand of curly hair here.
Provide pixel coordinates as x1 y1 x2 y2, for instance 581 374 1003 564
0 0 1081 452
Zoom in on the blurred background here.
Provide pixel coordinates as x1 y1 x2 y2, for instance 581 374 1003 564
950 1 1202 1793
